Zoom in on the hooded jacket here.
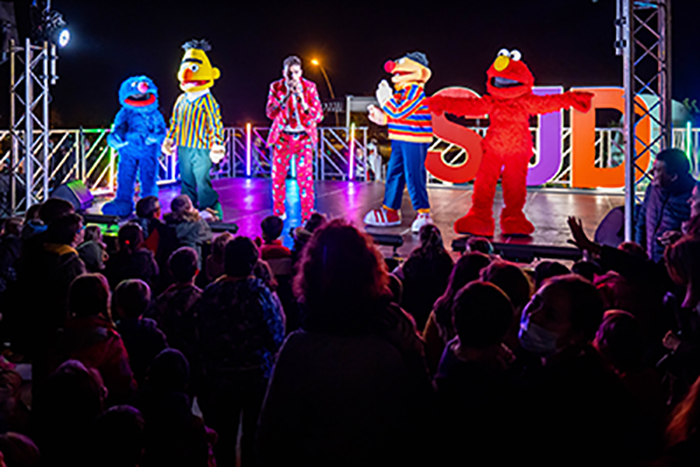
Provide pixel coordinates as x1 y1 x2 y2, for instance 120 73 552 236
635 174 695 262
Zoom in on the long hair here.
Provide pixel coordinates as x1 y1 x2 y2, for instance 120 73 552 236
294 219 390 334
433 252 492 336
169 195 200 223
118 223 145 254
665 236 700 309
411 224 446 261
667 376 700 448
480 260 532 311
68 273 111 320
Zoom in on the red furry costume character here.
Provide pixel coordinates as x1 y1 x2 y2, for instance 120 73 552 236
426 49 592 236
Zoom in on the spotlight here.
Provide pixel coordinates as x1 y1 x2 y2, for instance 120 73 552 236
57 27 69 47
31 8 69 47
43 10 68 47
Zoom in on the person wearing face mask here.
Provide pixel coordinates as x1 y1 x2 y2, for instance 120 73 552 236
266 55 323 222
518 275 604 358
634 148 696 262
516 274 653 464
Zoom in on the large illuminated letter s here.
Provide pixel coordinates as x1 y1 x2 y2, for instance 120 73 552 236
425 87 485 184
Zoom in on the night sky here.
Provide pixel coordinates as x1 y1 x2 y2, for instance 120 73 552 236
3 0 700 128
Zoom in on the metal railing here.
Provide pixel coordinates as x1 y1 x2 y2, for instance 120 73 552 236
2 125 698 214
427 126 700 191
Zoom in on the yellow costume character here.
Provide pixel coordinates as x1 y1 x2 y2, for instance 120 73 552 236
162 39 225 219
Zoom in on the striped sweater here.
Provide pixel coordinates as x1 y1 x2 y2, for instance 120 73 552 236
166 91 224 149
382 84 432 143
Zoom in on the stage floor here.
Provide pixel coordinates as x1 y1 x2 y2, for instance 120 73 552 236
92 178 624 259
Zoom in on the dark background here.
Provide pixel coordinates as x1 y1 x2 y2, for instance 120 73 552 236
1 0 698 128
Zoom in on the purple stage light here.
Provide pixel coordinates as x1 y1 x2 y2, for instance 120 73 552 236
245 123 252 177
348 123 356 180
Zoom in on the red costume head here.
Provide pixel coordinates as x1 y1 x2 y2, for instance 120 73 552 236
486 49 534 99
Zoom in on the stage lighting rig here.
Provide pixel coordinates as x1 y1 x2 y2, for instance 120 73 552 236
32 7 69 47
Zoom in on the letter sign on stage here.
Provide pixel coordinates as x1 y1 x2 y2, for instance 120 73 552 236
425 87 485 184
571 87 651 188
527 86 564 186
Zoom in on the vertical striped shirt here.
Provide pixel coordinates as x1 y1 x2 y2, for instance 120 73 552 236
166 91 224 149
382 84 433 143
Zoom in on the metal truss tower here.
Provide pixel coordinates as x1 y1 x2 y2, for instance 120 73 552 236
618 0 672 240
8 37 53 214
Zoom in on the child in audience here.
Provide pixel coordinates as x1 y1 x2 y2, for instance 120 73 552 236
665 375 700 465
113 279 168 386
533 260 570 291
135 196 178 278
480 260 532 350
516 275 645 464
399 224 454 330
0 432 41 467
423 252 492 374
195 236 285 467
259 216 291 261
164 195 212 269
78 225 109 272
434 281 515 463
150 247 202 373
132 349 215 467
34 360 105 467
204 232 232 283
104 223 159 289
466 236 494 255
89 405 145 467
21 203 45 240
290 212 327 264
49 274 136 405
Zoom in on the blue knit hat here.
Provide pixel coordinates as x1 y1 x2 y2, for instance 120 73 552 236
404 51 429 68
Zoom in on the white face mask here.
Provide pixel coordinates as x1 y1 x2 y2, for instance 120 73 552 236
519 314 559 355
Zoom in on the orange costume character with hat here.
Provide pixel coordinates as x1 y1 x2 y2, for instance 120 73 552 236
364 52 433 233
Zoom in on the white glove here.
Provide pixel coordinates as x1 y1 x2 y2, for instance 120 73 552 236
210 144 226 164
161 138 175 156
367 105 388 126
375 80 393 107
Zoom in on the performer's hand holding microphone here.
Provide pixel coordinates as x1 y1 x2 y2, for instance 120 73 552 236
285 71 304 101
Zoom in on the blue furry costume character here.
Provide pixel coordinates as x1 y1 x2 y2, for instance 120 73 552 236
102 76 167 217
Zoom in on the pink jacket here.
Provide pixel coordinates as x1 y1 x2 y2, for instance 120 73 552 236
266 77 323 147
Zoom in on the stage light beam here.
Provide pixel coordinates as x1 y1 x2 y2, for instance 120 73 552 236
245 123 252 177
348 122 356 180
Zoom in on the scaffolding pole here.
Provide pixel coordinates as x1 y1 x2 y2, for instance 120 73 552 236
8 37 52 215
619 0 672 241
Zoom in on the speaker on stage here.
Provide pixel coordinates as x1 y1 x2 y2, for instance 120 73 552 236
50 180 94 212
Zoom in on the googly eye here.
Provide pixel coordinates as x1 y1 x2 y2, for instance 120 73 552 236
497 48 510 57
131 82 136 87
191 64 199 72
509 50 522 61
397 58 405 64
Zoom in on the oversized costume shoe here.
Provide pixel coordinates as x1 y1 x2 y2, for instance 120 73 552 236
411 212 432 233
500 208 535 236
364 207 401 227
453 208 495 237
102 198 134 218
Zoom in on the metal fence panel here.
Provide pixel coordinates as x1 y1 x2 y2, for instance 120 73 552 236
2 126 698 214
